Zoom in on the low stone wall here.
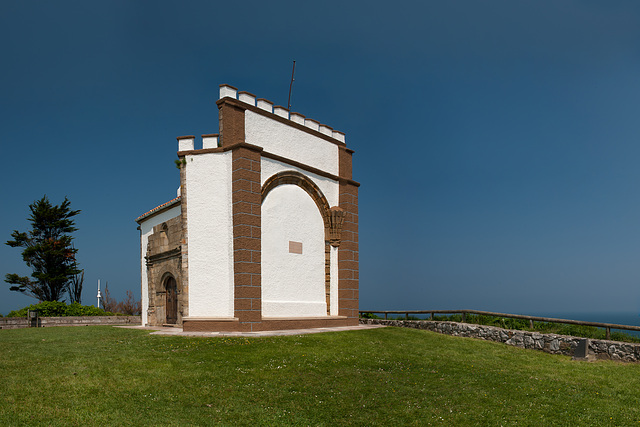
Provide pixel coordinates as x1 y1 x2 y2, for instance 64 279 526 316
0 316 141 330
360 318 640 362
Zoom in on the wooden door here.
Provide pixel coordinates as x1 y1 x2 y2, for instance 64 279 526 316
165 276 177 324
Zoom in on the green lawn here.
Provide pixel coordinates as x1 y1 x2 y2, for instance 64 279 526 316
1 326 639 426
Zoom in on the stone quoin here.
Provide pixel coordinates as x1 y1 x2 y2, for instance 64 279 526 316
136 84 360 332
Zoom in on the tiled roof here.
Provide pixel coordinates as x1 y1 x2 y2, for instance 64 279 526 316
135 196 181 223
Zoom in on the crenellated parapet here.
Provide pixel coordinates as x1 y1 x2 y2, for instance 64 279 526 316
218 84 346 143
175 85 347 153
176 134 219 152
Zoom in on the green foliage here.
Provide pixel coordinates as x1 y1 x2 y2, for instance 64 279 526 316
612 331 640 343
359 312 381 319
7 301 114 317
65 302 114 317
5 195 81 301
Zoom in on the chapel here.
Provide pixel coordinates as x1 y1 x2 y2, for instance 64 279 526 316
136 84 359 332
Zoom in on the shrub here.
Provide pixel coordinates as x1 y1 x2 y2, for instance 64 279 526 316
360 312 381 319
7 302 115 317
30 301 68 317
65 302 113 316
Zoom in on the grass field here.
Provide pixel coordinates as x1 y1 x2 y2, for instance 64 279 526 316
1 326 639 426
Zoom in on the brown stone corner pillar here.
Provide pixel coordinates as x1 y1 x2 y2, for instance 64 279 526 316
338 147 359 322
232 145 263 331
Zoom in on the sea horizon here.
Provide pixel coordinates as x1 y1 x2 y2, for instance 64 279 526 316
528 311 640 327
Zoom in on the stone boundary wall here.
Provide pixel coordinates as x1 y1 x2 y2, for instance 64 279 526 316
360 318 640 362
0 316 141 330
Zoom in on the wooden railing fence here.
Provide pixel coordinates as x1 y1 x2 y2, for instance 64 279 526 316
359 309 640 340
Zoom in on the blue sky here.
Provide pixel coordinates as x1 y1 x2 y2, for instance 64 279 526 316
2 1 640 317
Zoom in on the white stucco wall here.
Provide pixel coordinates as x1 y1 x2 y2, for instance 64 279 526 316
330 246 338 316
262 184 326 317
262 159 340 316
261 158 339 208
245 110 339 176
184 151 235 318
139 205 181 325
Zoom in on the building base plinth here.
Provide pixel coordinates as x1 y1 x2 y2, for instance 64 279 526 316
182 316 357 333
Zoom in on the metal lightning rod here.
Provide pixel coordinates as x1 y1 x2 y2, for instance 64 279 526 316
287 60 296 111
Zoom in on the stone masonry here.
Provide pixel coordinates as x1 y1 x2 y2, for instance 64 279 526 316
145 215 183 325
361 318 640 362
0 316 140 330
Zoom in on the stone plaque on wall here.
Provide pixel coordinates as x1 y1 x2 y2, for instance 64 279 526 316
289 241 303 254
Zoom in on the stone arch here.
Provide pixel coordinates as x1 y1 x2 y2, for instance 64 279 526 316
261 171 344 315
261 171 344 246
159 270 178 289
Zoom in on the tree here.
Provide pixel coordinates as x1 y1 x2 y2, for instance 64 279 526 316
5 195 81 301
120 289 142 315
101 284 141 315
101 283 117 313
68 265 84 304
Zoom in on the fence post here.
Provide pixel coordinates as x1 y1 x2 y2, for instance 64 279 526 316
529 319 534 329
430 312 434 320
606 327 611 340
461 312 466 323
405 312 408 320
384 312 388 320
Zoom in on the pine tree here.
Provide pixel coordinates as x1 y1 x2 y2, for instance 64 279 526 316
5 195 81 301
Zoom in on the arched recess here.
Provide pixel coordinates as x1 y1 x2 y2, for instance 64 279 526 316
261 171 345 246
262 171 330 233
159 223 169 250
162 273 178 325
261 171 344 316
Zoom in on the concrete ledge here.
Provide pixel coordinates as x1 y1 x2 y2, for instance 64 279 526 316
121 323 384 337
0 316 141 330
258 316 356 332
